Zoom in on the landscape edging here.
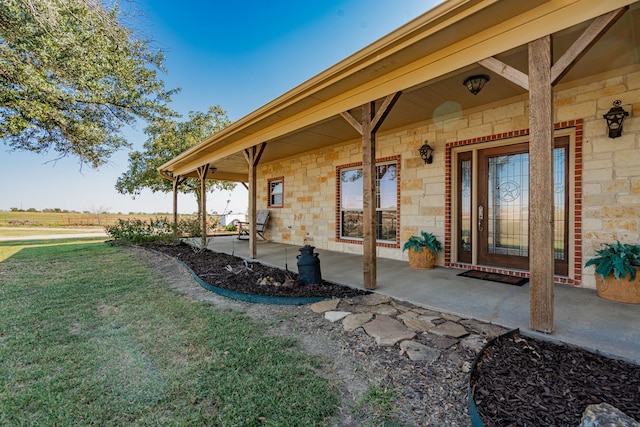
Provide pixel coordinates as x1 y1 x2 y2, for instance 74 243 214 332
144 247 330 305
468 328 520 427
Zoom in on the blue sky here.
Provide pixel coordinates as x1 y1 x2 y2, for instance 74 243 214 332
0 0 441 214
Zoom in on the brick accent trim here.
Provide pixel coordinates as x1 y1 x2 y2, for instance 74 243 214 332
444 120 583 286
335 156 401 248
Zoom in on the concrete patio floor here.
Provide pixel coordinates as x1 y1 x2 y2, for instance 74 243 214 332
204 236 640 364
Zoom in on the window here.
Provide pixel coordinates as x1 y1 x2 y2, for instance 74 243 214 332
338 159 398 242
268 177 283 207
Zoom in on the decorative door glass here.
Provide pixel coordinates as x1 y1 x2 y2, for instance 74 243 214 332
487 152 529 257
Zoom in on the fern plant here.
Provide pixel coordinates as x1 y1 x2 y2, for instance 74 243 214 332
585 241 640 281
402 231 442 255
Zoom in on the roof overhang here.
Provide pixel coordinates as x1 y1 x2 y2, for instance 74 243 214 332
159 0 640 182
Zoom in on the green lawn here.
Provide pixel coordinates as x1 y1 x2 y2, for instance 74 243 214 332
0 238 338 426
0 228 106 238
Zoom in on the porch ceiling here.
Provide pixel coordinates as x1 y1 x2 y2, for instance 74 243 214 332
163 0 640 182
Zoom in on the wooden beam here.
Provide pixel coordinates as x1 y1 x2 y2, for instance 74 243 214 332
196 164 210 249
371 92 401 133
340 92 401 136
361 101 377 290
243 142 266 168
243 143 267 258
528 36 554 334
340 111 363 135
551 7 627 84
478 57 529 90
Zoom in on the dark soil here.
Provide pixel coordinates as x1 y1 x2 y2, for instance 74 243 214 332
472 332 640 426
144 242 369 298
144 242 640 426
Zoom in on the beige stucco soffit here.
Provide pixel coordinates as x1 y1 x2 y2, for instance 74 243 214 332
158 165 247 183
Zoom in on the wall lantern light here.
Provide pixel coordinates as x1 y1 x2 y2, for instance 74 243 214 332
603 100 629 139
419 141 434 164
463 74 490 95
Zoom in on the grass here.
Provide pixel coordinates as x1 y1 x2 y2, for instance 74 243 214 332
0 228 106 238
354 385 402 427
0 238 338 426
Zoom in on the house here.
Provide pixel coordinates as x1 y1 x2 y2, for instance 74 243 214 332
159 0 640 332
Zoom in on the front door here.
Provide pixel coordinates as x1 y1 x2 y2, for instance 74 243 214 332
457 137 569 275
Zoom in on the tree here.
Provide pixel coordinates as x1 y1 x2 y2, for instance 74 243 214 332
116 105 236 214
0 0 177 168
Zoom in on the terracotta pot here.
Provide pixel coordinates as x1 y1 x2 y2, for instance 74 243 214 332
408 247 436 270
594 267 640 304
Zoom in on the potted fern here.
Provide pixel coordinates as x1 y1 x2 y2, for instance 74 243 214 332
584 241 640 304
403 231 442 270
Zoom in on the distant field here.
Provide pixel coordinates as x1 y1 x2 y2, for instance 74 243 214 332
0 211 190 228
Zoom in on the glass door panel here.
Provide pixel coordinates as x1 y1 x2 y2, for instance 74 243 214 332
457 152 472 263
487 151 529 258
478 144 530 270
458 137 569 274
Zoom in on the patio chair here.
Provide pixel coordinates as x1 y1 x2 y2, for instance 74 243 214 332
238 209 270 240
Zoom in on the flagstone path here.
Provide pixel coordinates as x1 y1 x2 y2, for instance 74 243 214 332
310 294 508 361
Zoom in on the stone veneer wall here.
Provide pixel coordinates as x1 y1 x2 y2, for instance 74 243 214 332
255 69 640 289
578 70 640 288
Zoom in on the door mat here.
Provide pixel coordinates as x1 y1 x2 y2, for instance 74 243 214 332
458 270 529 286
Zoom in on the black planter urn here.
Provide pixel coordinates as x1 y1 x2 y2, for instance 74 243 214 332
297 245 322 285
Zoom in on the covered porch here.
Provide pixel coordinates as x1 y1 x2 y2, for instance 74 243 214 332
203 236 640 364
160 0 640 335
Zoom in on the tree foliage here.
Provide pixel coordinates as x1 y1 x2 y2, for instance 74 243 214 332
116 105 236 210
0 0 177 168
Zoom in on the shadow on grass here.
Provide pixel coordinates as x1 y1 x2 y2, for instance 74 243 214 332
0 236 106 262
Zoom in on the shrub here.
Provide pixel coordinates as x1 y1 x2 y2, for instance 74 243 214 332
105 217 179 245
175 217 202 237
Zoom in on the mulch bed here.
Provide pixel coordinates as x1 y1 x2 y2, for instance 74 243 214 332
143 242 640 426
471 332 640 426
143 242 368 298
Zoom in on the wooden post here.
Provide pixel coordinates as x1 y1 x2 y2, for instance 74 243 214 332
243 143 267 259
528 36 554 333
172 177 180 227
362 101 377 290
340 92 401 289
196 165 209 249
476 9 625 333
247 153 257 259
172 176 186 227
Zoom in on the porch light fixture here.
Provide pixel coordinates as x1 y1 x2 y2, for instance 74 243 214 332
603 100 629 139
418 141 434 164
463 74 490 95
